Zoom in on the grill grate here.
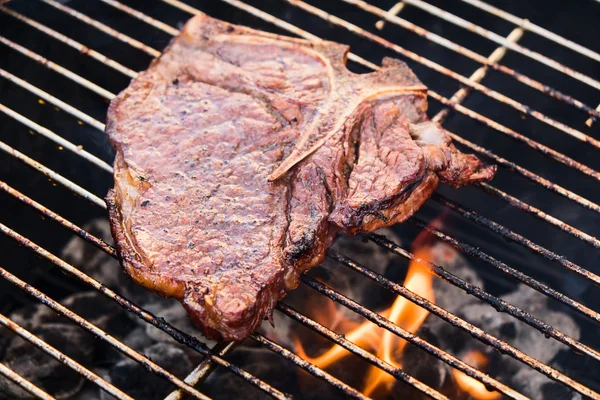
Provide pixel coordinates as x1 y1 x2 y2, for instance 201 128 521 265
0 0 599 399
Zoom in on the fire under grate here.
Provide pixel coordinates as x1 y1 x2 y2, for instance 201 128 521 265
0 0 599 399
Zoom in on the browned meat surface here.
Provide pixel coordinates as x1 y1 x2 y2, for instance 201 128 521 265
105 13 495 341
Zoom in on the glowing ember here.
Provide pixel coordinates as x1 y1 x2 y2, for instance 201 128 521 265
295 226 437 397
452 351 500 400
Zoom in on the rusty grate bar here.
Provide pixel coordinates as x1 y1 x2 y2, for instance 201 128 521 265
343 0 599 119
367 233 600 363
0 68 106 131
248 333 373 400
458 0 600 128
430 194 600 287
0 362 55 400
0 312 134 400
407 215 600 330
460 0 600 62
430 23 524 124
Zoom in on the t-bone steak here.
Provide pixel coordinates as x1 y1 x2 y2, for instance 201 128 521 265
105 13 496 341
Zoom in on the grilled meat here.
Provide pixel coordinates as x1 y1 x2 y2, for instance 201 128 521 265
105 13 495 340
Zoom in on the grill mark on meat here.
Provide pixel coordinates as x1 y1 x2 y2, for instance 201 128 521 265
105 13 495 341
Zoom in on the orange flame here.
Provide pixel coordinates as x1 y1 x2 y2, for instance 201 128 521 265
452 351 501 400
295 227 437 397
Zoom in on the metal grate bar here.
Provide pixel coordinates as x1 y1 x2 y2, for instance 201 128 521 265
430 194 600 287
0 312 134 400
0 362 55 400
100 0 180 36
0 5 136 78
0 68 106 131
433 26 525 124
402 0 600 91
459 0 600 62
39 0 160 57
0 140 106 208
0 224 291 400
343 0 599 119
274 302 452 400
249 333 372 400
445 131 600 214
0 101 111 173
0 6 136 78
164 342 238 400
327 250 598 395
0 266 211 400
0 35 114 100
0 181 116 256
476 182 600 249
408 215 600 328
301 274 599 399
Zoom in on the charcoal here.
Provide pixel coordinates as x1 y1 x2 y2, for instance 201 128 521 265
0 324 93 399
100 342 193 400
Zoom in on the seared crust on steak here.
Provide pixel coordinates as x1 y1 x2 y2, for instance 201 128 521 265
105 13 495 341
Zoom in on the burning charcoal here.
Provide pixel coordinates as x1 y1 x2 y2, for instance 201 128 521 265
0 324 93 399
100 342 193 400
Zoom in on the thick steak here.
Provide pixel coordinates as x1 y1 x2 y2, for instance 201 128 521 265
105 13 495 341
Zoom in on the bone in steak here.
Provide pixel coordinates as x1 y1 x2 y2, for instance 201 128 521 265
105 13 495 341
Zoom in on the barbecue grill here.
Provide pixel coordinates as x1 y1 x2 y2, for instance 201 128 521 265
1 0 599 399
